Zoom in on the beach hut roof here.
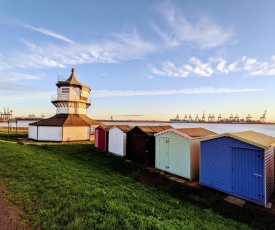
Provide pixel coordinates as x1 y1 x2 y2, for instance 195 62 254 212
109 125 132 132
154 127 216 139
201 130 275 150
96 125 114 130
135 125 172 135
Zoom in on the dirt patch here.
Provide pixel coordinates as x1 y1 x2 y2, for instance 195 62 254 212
0 180 33 230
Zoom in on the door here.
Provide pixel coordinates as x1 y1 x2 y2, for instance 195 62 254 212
158 137 169 171
232 147 264 203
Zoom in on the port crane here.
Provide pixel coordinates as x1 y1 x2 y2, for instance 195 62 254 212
202 111 205 122
260 110 267 123
218 114 222 122
246 114 252 122
195 114 199 122
234 114 239 122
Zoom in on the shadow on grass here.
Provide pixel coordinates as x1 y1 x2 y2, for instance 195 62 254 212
36 143 275 229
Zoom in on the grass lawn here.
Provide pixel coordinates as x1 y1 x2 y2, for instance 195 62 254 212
0 132 274 229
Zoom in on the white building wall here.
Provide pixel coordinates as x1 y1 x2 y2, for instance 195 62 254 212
28 126 38 139
81 88 89 98
63 126 89 141
37 127 62 141
108 128 125 156
56 105 87 115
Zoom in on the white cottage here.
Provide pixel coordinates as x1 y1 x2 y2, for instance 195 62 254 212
28 68 102 141
155 128 216 180
108 125 132 156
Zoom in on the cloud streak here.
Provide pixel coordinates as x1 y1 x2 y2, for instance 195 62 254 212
23 23 74 43
92 87 262 97
150 56 275 77
0 30 157 69
0 72 39 82
155 2 234 49
0 87 261 100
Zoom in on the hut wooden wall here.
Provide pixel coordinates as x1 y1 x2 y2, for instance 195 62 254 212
126 127 155 165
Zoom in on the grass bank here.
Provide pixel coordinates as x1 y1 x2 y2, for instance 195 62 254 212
0 136 274 229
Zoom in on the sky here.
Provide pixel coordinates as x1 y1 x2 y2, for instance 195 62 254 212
0 0 275 121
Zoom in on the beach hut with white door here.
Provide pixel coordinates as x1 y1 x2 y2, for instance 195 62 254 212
108 125 132 156
200 131 275 206
155 128 216 180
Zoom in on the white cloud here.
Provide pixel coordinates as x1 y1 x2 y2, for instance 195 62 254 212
0 87 261 100
0 72 39 82
22 23 74 43
92 87 262 97
0 91 54 100
156 2 234 49
150 56 275 77
0 30 157 69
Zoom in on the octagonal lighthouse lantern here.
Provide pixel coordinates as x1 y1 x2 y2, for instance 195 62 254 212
52 68 91 115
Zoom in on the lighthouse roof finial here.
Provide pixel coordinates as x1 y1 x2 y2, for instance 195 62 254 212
56 68 90 90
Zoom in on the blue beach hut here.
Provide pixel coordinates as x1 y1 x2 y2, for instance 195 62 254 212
200 131 275 206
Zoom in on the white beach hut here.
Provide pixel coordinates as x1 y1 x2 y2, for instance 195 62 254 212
108 125 132 156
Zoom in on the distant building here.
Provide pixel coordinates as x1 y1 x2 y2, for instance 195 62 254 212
28 68 103 141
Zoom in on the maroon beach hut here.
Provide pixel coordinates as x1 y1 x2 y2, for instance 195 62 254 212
94 125 114 151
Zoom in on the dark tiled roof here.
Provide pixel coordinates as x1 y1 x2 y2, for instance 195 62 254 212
175 128 216 137
29 114 103 127
137 125 172 135
115 125 132 132
56 68 91 90
96 125 114 130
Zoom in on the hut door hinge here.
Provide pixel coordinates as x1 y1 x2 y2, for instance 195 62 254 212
258 194 264 198
254 173 262 178
257 155 264 159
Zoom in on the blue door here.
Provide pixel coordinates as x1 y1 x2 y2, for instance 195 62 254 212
232 147 264 203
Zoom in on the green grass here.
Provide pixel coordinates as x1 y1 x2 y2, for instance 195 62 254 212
0 137 274 229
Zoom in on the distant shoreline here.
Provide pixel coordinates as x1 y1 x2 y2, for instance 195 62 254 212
98 120 275 125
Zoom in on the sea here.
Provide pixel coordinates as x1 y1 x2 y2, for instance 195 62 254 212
2 120 275 137
104 121 275 137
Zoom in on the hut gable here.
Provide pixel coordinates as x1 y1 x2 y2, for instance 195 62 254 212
201 130 275 150
154 128 216 140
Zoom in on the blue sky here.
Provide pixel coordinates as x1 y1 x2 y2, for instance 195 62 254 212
1 0 275 121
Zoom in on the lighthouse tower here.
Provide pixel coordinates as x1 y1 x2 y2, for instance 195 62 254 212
52 68 91 115
28 68 102 142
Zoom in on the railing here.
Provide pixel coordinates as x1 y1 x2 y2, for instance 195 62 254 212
51 94 91 104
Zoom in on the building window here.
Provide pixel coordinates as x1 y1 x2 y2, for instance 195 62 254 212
62 87 70 93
